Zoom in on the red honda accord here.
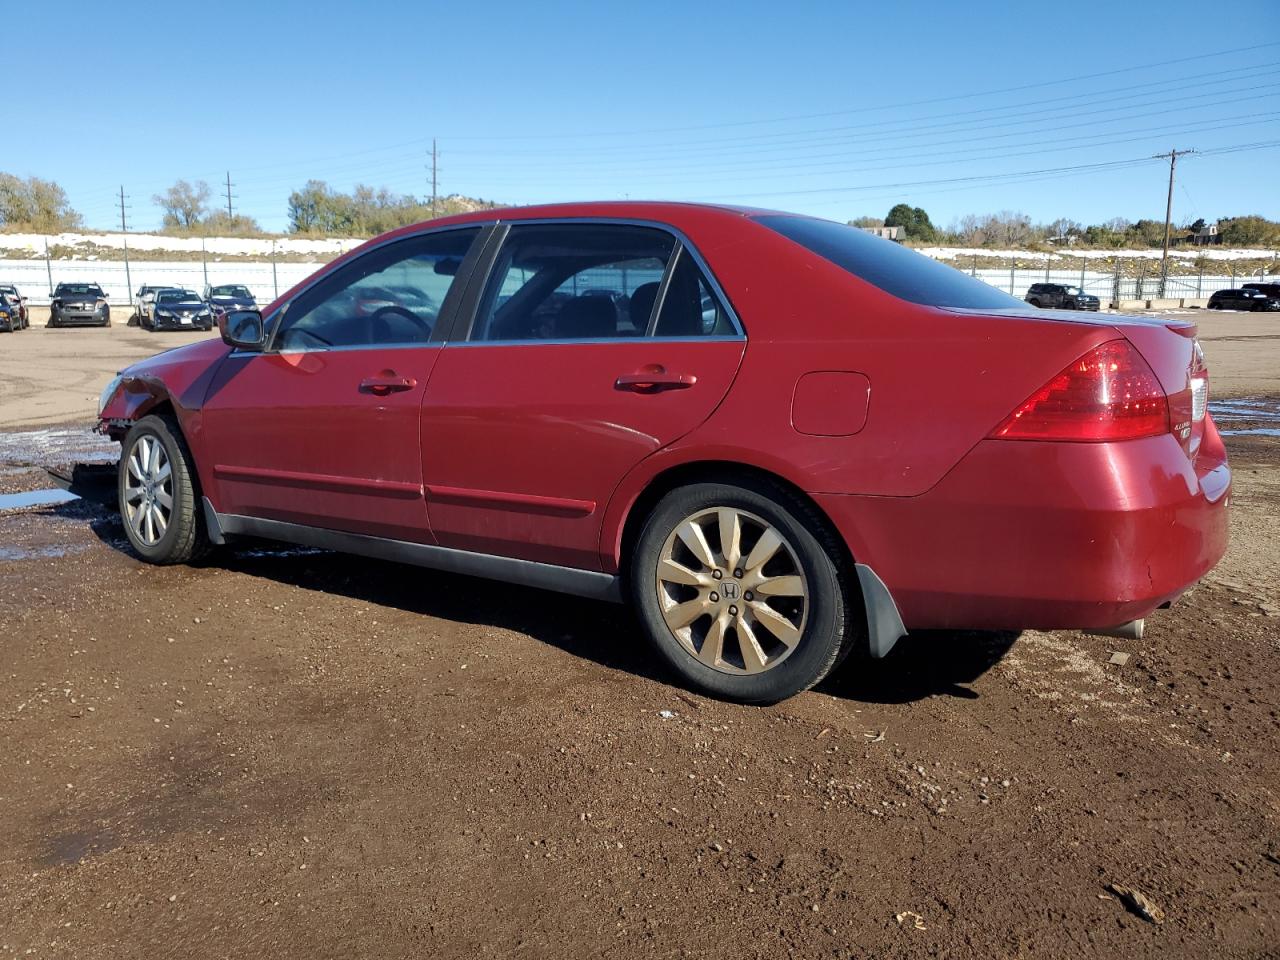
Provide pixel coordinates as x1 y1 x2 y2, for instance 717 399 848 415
98 202 1230 702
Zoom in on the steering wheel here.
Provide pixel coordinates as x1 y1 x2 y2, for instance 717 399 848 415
371 305 432 341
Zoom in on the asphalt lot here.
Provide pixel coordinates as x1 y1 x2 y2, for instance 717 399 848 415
0 307 1277 958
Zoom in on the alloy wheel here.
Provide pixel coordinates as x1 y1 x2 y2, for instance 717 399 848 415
655 507 809 675
123 435 173 546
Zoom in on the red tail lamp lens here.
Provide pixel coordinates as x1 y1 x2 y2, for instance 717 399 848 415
992 339 1169 441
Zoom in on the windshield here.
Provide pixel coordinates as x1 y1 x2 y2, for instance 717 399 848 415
755 215 1023 309
157 291 202 305
56 284 104 297
209 285 252 298
0 286 16 296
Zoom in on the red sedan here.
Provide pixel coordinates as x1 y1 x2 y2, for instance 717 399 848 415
98 202 1229 702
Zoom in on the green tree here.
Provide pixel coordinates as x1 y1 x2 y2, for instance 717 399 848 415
1216 215 1280 246
884 203 937 242
0 173 83 232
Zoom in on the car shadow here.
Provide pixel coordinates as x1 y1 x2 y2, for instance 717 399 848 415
74 505 1017 706
818 629 1020 704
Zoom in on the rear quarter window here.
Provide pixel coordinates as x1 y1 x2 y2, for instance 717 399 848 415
756 215 1023 309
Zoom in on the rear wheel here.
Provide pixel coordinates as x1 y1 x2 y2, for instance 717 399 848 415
631 479 852 703
118 415 209 564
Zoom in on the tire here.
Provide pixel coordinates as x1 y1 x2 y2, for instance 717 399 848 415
630 478 854 703
1028 299 1042 308
118 414 210 565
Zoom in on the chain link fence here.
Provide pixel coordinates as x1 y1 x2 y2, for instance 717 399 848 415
3 250 1278 311
938 254 1278 303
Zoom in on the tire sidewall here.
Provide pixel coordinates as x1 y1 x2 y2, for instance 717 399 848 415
119 417 192 562
631 482 845 703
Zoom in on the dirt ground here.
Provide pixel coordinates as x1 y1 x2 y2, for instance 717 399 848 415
0 309 1277 959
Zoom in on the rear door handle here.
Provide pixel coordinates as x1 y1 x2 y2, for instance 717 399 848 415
615 370 697 393
359 372 418 396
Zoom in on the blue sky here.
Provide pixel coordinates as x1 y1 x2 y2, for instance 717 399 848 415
6 0 1278 233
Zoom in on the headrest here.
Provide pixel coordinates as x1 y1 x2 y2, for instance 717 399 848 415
629 282 660 331
556 295 617 339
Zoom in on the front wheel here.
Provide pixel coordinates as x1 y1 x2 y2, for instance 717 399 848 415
118 415 209 564
630 479 853 703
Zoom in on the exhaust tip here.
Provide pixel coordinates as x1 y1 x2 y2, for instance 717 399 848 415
1084 619 1144 641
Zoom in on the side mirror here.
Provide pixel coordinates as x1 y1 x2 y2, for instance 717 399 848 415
219 309 266 350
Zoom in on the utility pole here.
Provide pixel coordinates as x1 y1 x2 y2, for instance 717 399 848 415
1153 148 1195 296
224 171 236 220
430 138 438 219
117 185 133 301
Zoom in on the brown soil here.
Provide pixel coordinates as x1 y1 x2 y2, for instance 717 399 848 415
0 323 1277 959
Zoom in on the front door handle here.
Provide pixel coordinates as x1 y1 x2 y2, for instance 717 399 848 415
615 367 697 393
359 372 418 396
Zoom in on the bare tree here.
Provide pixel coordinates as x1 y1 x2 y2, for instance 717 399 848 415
153 180 211 231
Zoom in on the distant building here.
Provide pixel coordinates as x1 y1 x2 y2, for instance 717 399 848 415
1187 222 1221 246
854 225 904 242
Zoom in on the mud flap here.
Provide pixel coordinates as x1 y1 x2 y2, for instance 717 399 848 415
202 496 226 545
854 563 907 658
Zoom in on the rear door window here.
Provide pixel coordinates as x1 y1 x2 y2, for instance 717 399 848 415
470 224 673 342
468 223 738 342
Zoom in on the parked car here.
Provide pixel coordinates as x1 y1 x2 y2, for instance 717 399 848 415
49 282 110 327
1024 283 1101 311
0 284 29 328
203 283 257 317
0 290 23 332
132 285 171 326
98 202 1229 703
1207 288 1280 312
143 288 213 331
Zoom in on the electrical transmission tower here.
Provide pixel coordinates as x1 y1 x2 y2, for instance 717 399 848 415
224 171 237 220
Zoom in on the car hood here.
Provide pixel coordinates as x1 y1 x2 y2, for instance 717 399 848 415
122 335 229 378
209 296 255 306
155 301 207 311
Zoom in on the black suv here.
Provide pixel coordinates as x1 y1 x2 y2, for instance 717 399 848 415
1208 287 1280 312
1024 283 1100 311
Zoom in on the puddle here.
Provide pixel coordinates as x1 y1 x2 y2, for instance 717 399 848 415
1210 397 1280 424
0 543 88 560
1220 428 1280 437
0 488 80 511
0 427 117 468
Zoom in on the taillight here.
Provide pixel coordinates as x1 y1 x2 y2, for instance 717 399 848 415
991 339 1169 442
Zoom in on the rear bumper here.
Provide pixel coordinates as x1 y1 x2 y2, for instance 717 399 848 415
816 422 1230 631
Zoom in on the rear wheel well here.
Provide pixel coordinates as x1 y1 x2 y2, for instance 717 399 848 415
618 461 856 591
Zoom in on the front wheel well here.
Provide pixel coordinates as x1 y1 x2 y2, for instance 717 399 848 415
617 460 856 591
106 393 176 442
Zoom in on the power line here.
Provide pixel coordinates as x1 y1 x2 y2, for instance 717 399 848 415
442 41 1280 142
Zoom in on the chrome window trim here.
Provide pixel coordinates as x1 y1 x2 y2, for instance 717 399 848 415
243 216 746 357
446 335 745 349
461 217 746 343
